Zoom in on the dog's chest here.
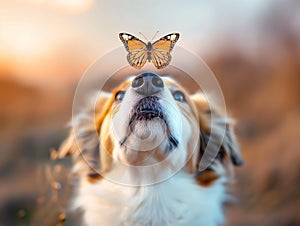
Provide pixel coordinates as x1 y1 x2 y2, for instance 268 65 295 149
76 173 226 226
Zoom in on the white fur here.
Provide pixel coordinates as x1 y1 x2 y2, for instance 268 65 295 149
75 172 227 226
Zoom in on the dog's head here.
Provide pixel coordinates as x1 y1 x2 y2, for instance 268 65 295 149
110 73 199 169
58 72 243 185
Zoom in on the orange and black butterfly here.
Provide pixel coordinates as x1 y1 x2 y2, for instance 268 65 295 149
119 32 180 69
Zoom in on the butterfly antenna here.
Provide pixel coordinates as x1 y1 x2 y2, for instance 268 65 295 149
151 30 159 41
139 32 149 42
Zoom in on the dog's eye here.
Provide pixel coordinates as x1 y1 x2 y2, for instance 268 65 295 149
115 90 125 101
172 91 185 102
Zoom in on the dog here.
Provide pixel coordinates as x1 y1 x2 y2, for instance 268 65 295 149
58 72 243 226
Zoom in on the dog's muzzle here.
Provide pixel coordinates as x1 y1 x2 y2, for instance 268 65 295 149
129 72 166 127
125 72 178 150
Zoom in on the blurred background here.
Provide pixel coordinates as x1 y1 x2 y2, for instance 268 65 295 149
1 0 300 225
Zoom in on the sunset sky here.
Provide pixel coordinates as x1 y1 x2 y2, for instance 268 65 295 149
0 0 289 87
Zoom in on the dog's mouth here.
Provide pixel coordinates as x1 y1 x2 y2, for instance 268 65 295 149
120 96 178 150
129 96 164 123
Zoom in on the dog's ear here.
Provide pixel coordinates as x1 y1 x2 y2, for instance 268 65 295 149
58 92 113 177
191 93 243 185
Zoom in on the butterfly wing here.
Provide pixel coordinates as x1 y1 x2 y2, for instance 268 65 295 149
119 33 148 69
151 33 180 69
151 50 172 69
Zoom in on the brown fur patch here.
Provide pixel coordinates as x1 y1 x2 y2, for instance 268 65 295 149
195 170 220 187
87 172 103 184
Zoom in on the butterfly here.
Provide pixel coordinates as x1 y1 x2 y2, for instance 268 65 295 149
119 32 180 69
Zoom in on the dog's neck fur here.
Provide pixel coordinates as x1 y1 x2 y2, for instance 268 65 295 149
76 171 227 226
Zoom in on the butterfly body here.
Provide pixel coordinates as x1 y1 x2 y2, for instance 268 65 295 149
146 42 152 61
119 32 180 69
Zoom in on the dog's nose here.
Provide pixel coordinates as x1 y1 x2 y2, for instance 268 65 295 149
132 72 164 96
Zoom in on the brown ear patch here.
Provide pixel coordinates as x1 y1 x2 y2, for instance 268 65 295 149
190 92 243 186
